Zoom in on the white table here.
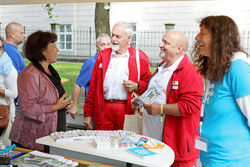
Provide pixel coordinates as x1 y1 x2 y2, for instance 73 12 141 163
36 135 174 167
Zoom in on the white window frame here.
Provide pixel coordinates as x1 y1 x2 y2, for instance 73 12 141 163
59 24 73 51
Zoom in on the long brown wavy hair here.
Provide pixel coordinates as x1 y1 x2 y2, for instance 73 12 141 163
192 15 248 81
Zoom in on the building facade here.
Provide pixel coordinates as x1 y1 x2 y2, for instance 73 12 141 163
0 1 250 63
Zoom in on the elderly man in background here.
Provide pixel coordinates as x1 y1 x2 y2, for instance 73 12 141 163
70 33 111 119
143 31 204 167
84 21 151 130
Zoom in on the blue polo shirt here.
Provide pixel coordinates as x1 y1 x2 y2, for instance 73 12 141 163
76 53 98 102
4 42 26 106
4 42 26 74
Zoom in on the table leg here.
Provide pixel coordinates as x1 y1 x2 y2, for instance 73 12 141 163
126 162 132 167
43 145 50 153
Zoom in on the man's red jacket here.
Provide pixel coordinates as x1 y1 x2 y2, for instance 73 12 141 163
84 45 151 125
159 55 204 161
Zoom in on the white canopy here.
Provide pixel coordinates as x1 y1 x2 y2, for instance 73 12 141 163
0 0 215 5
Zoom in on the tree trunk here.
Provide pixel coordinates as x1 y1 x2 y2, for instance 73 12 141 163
95 3 110 39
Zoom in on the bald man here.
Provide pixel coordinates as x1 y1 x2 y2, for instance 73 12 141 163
142 31 204 167
4 22 26 115
4 22 26 74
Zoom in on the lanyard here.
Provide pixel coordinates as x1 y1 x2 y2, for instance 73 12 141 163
199 79 210 134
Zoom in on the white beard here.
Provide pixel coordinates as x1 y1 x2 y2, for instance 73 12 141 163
112 44 119 51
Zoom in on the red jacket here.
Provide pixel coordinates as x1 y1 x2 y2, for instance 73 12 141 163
84 45 151 125
159 55 204 161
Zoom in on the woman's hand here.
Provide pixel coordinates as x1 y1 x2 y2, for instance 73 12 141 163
52 93 71 111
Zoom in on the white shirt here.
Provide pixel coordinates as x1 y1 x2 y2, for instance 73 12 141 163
143 55 184 141
103 50 129 100
0 66 18 117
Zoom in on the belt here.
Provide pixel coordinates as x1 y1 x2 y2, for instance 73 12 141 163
105 99 127 104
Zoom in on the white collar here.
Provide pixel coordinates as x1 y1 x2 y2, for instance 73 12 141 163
159 55 184 72
111 50 130 58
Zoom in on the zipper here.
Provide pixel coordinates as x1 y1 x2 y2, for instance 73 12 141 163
184 121 191 152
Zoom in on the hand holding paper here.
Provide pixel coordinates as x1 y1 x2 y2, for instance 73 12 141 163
132 87 160 107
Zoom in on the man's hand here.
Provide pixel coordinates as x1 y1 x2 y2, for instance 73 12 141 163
123 80 138 92
66 100 74 110
144 102 161 115
131 99 143 116
70 104 78 119
83 116 93 130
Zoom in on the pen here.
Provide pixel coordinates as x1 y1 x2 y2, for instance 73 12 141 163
161 104 163 122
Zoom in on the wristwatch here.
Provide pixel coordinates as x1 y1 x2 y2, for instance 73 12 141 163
135 83 139 91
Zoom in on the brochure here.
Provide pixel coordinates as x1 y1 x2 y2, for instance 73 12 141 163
127 147 158 159
133 87 160 106
11 150 78 167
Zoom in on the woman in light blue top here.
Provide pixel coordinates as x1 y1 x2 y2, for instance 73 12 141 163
192 15 250 167
0 36 18 145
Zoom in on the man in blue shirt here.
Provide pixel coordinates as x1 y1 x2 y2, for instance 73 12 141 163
4 22 26 116
4 22 26 74
70 33 111 119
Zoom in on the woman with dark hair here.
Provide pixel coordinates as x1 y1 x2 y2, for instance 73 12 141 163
192 15 250 166
9 31 72 151
0 36 18 145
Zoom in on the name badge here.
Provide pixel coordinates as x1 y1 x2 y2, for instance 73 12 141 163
195 136 209 152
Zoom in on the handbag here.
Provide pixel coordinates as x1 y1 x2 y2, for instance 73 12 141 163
0 105 10 128
123 48 143 134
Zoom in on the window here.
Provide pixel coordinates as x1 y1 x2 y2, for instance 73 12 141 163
165 23 175 32
59 24 73 50
130 23 137 48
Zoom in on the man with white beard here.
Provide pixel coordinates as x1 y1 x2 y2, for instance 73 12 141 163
83 21 151 130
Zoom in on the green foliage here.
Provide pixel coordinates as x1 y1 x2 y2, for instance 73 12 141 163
44 4 58 19
151 68 156 74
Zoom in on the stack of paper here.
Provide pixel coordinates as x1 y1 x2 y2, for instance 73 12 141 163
93 136 135 149
50 130 137 142
11 150 78 167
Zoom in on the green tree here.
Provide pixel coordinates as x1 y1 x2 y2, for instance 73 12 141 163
44 4 58 19
44 3 110 40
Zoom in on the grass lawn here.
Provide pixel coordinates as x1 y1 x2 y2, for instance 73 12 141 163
52 62 82 96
